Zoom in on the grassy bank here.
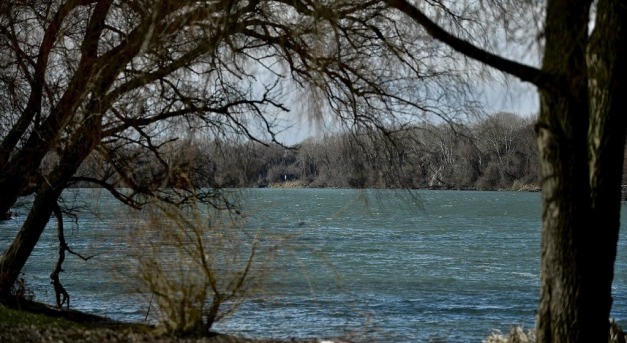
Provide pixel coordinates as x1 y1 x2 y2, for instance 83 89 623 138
0 301 304 343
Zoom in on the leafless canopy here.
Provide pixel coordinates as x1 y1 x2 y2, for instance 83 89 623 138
0 0 482 210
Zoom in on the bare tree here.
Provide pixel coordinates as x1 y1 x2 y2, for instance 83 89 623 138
0 0 473 302
383 0 627 341
475 112 529 188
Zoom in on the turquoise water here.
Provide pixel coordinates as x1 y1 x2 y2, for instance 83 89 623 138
1 189 627 342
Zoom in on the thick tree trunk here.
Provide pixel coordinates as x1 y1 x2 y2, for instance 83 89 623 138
536 91 593 343
535 0 595 342
0 172 33 219
0 184 63 298
585 0 627 341
536 0 627 342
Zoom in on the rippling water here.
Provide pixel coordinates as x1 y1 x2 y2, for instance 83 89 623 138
2 189 627 342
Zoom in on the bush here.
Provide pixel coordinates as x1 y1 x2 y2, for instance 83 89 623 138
128 201 270 336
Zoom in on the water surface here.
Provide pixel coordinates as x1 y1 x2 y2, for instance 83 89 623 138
1 189 626 342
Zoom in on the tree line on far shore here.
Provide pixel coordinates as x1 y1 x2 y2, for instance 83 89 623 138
73 111 627 193
71 112 544 191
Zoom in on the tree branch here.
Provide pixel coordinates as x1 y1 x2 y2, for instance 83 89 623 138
51 203 71 309
0 0 95 166
384 0 557 90
68 176 143 209
50 186 97 309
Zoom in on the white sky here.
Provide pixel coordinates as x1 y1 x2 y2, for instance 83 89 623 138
275 80 540 146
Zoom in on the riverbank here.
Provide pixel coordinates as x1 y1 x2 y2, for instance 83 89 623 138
0 301 315 343
4 302 627 343
265 180 541 192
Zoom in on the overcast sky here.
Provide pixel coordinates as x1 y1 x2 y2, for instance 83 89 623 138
275 80 540 146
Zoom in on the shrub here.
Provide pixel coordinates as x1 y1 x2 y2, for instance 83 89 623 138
128 201 270 336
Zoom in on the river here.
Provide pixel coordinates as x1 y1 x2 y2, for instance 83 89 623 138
1 189 626 342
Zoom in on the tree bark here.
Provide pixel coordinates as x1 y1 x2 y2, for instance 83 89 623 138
536 0 627 342
584 0 627 341
0 183 64 298
535 0 593 341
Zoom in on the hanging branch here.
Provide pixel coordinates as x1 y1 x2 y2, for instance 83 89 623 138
50 202 95 309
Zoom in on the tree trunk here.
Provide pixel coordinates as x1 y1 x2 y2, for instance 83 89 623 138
0 172 33 219
0 113 100 298
0 184 63 298
535 0 596 342
585 0 627 341
536 88 594 343
536 0 627 342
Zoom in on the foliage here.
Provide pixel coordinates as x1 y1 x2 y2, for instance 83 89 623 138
0 0 625 341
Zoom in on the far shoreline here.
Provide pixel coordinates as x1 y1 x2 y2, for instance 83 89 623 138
261 180 542 192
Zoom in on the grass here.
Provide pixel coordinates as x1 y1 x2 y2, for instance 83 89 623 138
0 299 153 334
0 304 81 329
0 300 310 342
